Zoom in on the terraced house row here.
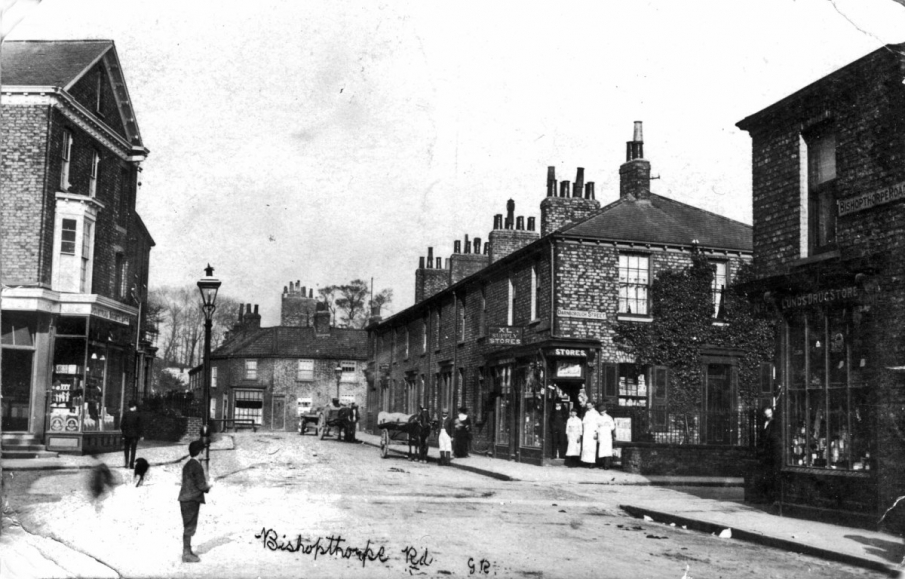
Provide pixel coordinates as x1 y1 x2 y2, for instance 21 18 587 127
365 124 757 468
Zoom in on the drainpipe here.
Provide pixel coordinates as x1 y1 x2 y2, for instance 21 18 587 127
549 237 557 338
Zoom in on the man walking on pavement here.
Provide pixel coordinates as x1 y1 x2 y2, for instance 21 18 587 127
759 406 782 504
178 440 213 563
120 400 143 469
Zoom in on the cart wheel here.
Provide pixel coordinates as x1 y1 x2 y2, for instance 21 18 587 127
380 430 389 458
318 415 327 440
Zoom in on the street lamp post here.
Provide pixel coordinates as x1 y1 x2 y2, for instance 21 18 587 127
334 364 342 402
197 264 221 476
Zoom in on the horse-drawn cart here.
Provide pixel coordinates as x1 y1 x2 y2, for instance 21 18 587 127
376 410 433 460
318 405 354 440
298 409 320 435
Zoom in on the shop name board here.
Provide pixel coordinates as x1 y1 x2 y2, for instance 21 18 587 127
91 305 132 326
838 180 905 216
557 308 606 320
553 348 586 357
487 326 523 346
780 286 859 309
555 360 583 379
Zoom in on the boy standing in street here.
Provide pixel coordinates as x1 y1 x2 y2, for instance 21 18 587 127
178 440 213 563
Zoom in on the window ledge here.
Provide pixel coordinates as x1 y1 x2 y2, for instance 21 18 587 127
712 320 729 327
791 250 841 268
528 319 541 326
617 314 653 323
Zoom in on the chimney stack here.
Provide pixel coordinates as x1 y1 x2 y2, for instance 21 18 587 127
540 165 602 235
573 168 584 198
620 121 651 201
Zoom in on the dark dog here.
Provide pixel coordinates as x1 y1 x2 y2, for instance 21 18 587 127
133 457 149 487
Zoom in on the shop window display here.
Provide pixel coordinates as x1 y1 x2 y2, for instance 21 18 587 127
786 308 873 471
521 390 542 448
495 365 512 445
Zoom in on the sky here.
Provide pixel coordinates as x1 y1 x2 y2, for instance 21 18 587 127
8 0 905 326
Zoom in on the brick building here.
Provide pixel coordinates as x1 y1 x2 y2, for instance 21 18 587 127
196 282 368 431
737 43 905 528
366 123 754 467
0 41 156 455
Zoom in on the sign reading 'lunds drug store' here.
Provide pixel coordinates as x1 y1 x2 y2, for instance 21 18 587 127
838 180 905 216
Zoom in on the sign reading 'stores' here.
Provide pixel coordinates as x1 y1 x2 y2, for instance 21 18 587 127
487 326 523 346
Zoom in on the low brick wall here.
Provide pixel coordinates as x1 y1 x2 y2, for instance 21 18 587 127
185 417 202 439
619 443 757 477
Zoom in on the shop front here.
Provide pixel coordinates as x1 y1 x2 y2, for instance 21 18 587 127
772 278 882 527
488 340 598 466
45 313 135 454
2 288 141 454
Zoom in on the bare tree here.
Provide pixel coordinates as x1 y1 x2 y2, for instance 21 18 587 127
370 288 393 316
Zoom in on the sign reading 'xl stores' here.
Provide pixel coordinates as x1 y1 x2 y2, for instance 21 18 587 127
838 180 905 216
487 326 523 346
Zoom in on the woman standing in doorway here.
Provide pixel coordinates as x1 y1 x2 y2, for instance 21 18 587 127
580 402 599 467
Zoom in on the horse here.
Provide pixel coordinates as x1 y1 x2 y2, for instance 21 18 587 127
406 408 434 463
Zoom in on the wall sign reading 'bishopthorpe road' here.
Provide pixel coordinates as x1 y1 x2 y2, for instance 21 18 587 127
838 181 905 216
556 309 606 320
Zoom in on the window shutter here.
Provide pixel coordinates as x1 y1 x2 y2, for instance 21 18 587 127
603 364 617 398
760 362 773 395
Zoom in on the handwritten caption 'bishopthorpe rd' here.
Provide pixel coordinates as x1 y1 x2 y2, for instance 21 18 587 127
254 527 493 574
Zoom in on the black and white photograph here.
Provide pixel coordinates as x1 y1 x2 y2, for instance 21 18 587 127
3 1 905 577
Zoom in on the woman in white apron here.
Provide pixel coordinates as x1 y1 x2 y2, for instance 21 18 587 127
596 403 616 469
580 403 599 467
438 409 453 466
565 407 583 467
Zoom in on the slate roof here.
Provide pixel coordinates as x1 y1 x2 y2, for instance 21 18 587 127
212 326 368 360
1 40 111 87
559 192 752 251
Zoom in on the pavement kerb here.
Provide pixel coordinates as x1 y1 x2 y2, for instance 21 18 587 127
1 434 236 472
620 505 900 577
356 434 747 487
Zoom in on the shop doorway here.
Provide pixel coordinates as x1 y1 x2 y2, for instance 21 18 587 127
1 349 33 432
703 363 733 444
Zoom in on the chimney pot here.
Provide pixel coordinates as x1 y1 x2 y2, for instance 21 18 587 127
574 167 585 196
586 182 595 200
474 237 481 253
546 166 556 197
309 289 313 298
254 304 259 315
527 217 536 231
427 247 434 268
484 242 490 255
560 181 570 197
464 234 470 254
419 256 425 268
454 240 462 254
246 303 252 313
283 285 288 294
516 216 524 230
436 257 442 268
633 120 643 142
